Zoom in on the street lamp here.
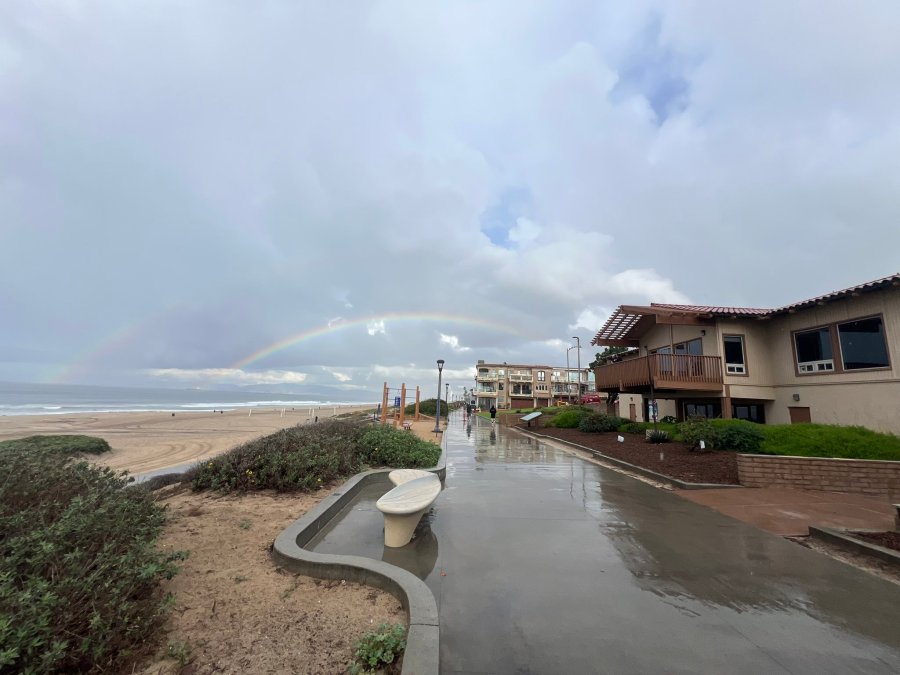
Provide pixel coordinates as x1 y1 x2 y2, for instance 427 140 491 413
434 359 445 433
572 336 581 402
445 382 450 424
566 344 579 402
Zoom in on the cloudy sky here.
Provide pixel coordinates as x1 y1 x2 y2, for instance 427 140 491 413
2 1 899 400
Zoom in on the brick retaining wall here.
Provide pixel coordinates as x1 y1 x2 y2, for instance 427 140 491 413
737 454 900 501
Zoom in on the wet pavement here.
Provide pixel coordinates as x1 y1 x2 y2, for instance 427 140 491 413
311 412 900 674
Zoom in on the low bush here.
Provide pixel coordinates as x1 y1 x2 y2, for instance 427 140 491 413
185 420 440 493
759 424 900 461
0 434 110 456
358 426 441 468
709 419 765 452
578 414 627 433
545 409 589 429
646 429 671 444
348 623 406 674
660 415 677 424
621 421 651 435
408 398 457 418
0 445 184 673
679 417 720 449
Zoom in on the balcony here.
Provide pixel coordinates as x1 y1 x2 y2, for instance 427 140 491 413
509 373 532 382
595 354 723 392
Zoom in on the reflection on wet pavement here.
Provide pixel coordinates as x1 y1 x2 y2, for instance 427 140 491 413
312 412 900 674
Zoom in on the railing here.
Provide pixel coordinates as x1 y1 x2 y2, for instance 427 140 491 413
595 354 723 391
509 373 532 382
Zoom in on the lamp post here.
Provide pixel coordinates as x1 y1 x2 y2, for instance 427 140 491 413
445 382 449 423
572 336 581 402
434 359 445 433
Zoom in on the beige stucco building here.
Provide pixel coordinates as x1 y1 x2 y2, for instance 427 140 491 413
591 273 900 435
473 361 596 410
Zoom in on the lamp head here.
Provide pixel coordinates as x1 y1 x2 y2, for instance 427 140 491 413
437 359 445 372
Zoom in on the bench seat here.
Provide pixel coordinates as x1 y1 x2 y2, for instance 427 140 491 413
376 474 441 547
388 468 434 486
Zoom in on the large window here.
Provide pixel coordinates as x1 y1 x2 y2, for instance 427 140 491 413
794 327 834 373
723 335 746 375
537 371 545 381
793 315 891 374
838 317 889 370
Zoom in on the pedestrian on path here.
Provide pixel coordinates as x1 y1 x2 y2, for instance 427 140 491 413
489 404 497 425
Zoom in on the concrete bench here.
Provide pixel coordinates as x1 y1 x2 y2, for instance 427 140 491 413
388 468 434 486
402 421 412 431
376 474 441 547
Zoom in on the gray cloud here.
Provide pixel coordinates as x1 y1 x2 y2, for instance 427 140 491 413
2 1 899 398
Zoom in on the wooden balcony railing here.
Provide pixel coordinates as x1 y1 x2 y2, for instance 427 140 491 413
595 354 723 392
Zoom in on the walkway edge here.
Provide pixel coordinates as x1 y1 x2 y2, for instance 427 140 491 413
808 526 900 567
520 429 742 490
271 446 447 675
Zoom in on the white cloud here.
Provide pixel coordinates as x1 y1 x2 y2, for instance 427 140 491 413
331 371 352 383
367 320 386 336
440 334 471 353
146 368 308 385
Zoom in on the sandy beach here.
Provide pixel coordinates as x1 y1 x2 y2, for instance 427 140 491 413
0 405 375 475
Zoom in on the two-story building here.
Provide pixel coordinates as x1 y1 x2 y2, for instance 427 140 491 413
474 361 596 410
591 273 900 435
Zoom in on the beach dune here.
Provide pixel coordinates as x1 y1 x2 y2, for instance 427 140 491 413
0 405 374 475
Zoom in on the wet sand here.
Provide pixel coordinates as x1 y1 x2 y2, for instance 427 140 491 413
0 405 375 474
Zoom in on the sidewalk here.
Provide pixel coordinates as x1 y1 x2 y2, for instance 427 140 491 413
675 487 896 536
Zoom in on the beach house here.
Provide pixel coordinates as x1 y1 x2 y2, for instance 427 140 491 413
591 273 900 435
474 361 597 410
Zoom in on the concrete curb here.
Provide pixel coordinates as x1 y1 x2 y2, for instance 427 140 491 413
808 526 900 567
272 446 447 675
521 429 742 491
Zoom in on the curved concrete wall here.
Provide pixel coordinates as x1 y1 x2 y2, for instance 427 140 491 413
272 448 446 675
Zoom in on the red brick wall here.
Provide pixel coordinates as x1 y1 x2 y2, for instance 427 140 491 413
737 454 900 501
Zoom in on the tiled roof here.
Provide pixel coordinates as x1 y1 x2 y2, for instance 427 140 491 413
649 303 771 316
772 272 900 314
591 273 900 345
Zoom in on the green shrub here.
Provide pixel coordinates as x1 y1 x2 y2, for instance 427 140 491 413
185 420 440 493
679 417 720 449
646 429 671 443
709 419 765 452
408 398 456 417
0 445 184 673
546 409 589 429
759 424 900 461
660 415 677 424
348 623 406 674
621 422 651 434
358 426 441 468
0 434 110 456
578 414 627 433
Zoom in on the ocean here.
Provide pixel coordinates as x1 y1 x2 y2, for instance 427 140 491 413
0 381 366 416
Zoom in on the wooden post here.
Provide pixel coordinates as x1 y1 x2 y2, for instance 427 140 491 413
380 382 389 425
414 386 421 421
399 383 407 428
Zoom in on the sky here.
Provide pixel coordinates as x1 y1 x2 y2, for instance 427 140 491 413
2 1 900 401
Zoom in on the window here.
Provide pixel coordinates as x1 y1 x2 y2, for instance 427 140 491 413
674 338 702 356
732 403 764 423
537 371 545 381
794 327 834 373
793 315 891 374
838 317 889 370
723 335 746 375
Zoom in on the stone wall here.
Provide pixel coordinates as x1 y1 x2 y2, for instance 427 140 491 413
737 454 900 501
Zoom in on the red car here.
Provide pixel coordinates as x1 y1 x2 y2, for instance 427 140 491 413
578 394 602 404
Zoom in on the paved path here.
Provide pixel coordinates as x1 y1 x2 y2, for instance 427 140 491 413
676 486 897 536
312 413 900 674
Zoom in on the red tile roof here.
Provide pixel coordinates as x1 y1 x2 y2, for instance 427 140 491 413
591 273 900 346
649 303 771 316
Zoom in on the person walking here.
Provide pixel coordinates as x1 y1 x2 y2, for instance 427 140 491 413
489 404 497 426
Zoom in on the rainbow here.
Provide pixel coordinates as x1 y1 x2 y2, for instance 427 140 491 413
232 312 528 369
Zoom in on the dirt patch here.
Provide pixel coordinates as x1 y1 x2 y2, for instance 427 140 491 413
134 486 405 674
851 530 900 552
532 427 740 485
